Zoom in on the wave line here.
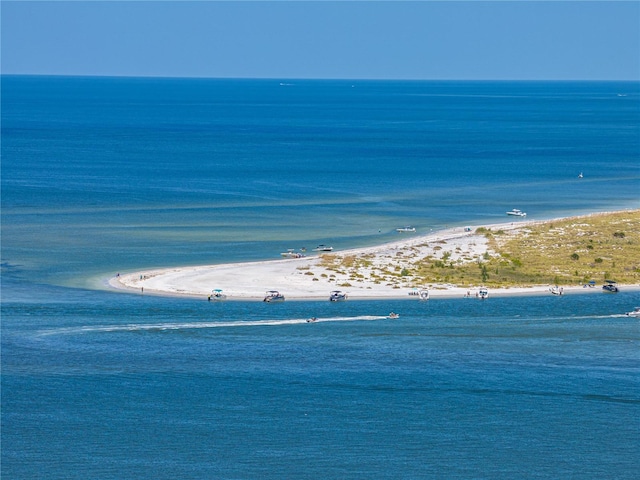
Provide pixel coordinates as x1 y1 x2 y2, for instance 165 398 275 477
38 315 391 335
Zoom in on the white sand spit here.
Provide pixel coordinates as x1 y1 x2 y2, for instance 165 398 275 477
109 215 639 301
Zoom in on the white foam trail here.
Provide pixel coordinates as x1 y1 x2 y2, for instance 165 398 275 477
38 315 391 336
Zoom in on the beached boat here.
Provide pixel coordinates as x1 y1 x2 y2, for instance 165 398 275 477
209 289 227 301
602 281 619 293
263 290 285 302
626 307 640 317
549 286 564 296
313 244 334 252
506 209 527 217
329 290 348 302
478 287 489 299
396 226 416 233
418 289 430 300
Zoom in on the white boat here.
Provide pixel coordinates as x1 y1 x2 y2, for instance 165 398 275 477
478 287 489 299
209 289 227 301
549 286 564 296
388 312 399 319
396 226 416 233
329 290 348 302
313 244 334 252
626 307 640 317
263 290 285 302
578 172 584 178
506 209 527 217
602 280 619 293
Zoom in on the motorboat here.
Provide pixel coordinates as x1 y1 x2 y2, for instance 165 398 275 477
263 290 285 302
388 312 399 319
396 226 416 233
626 307 640 317
549 286 564 296
313 244 334 252
478 287 489 299
602 281 619 293
578 172 584 178
329 290 348 302
306 317 318 323
506 209 527 217
209 289 227 301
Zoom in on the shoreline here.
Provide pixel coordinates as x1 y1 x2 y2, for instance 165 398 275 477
109 210 640 301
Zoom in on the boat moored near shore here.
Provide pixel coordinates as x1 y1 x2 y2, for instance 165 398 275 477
506 209 527 217
329 290 348 302
208 289 227 301
263 290 285 302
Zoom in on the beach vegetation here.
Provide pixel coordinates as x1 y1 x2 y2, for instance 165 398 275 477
480 264 489 282
316 210 640 289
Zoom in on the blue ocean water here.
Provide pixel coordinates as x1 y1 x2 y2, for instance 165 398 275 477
2 76 640 478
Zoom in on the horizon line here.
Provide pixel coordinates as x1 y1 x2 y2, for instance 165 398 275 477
3 73 639 83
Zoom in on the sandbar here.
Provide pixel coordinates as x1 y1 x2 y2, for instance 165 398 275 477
109 212 640 301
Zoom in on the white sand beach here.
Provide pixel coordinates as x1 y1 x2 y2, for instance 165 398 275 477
110 214 638 301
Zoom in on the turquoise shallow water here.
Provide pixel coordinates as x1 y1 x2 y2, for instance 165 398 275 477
2 76 640 478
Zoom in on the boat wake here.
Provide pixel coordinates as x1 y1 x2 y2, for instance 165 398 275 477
38 315 391 336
